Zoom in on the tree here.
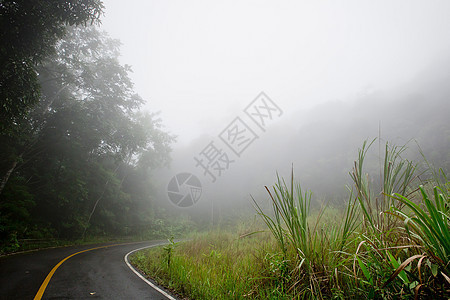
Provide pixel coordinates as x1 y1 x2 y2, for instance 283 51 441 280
0 0 104 134
0 26 174 244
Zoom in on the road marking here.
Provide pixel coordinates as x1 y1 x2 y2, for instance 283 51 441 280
33 242 140 300
124 244 177 300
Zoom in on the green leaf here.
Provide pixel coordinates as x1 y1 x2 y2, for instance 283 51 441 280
387 251 409 284
357 256 372 284
431 263 438 277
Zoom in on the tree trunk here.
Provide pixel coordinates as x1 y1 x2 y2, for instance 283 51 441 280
0 159 19 196
0 86 67 196
81 162 123 240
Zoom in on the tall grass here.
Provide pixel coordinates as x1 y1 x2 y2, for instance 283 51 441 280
252 139 448 298
131 139 449 299
389 186 449 277
350 139 418 238
252 168 328 297
396 187 448 257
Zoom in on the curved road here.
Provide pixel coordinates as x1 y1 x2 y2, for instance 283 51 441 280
0 241 177 299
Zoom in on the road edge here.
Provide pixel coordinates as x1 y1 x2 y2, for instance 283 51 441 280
124 244 178 300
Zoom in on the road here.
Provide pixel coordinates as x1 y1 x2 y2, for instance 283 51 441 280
0 241 177 300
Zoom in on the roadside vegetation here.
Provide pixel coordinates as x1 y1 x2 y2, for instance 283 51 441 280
131 140 450 299
0 4 178 254
0 209 194 255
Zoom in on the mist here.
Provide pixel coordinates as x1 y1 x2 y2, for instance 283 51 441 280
102 1 450 140
98 1 450 221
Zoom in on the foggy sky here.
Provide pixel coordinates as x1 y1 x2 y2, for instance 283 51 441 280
100 1 450 216
101 0 450 145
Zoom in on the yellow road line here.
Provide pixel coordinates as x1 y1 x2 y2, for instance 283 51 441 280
33 243 136 300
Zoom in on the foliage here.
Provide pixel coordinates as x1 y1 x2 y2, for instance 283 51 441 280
350 139 417 236
390 186 449 270
252 169 329 297
385 185 450 297
0 26 175 251
0 0 104 133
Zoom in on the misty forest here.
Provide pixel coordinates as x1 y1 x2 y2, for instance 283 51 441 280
1 1 449 299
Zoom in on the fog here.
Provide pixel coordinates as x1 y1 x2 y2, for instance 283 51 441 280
101 1 450 221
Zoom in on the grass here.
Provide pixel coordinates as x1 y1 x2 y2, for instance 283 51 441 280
130 230 284 299
131 140 449 299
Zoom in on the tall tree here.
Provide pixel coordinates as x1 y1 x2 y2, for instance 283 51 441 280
0 26 174 243
0 0 104 134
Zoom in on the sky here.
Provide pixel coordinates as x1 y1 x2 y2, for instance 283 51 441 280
100 1 450 146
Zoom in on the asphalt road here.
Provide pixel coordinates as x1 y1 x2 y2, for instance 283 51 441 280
0 241 177 300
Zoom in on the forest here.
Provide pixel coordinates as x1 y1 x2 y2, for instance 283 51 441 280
0 1 176 252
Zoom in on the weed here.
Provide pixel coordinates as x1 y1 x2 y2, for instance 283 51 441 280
163 236 178 269
130 140 449 299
